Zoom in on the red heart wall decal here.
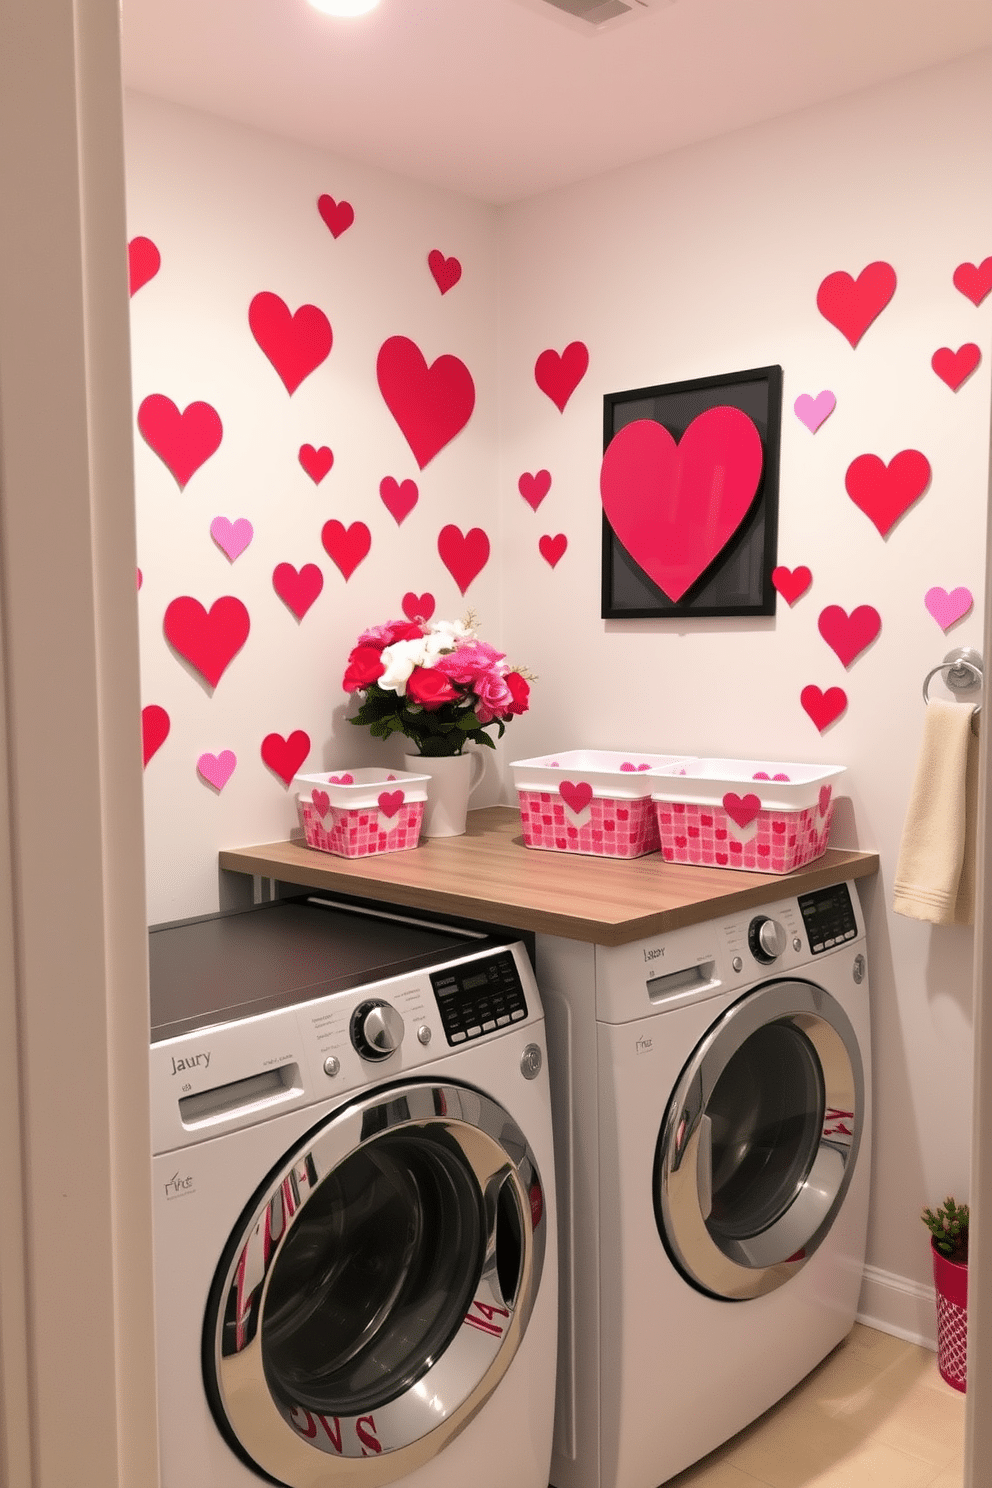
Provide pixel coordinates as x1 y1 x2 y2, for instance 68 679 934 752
261 730 310 786
299 444 333 483
378 790 405 818
845 449 931 536
816 261 896 347
932 344 981 391
539 533 567 569
519 470 552 511
137 395 223 490
600 408 763 602
772 565 812 606
377 336 475 469
428 250 462 294
800 685 847 732
818 604 881 667
317 195 354 238
402 591 435 621
535 342 588 412
163 596 250 687
321 520 371 581
273 562 323 619
723 792 762 829
249 292 332 395
141 704 170 766
380 476 419 524
953 258 992 307
438 525 490 594
128 236 160 296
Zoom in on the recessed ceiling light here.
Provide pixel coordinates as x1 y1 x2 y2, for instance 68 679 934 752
307 0 381 15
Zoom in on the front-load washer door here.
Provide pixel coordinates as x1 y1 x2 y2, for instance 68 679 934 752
203 1078 547 1487
655 978 863 1301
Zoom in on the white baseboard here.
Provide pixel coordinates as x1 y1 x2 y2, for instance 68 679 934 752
857 1263 938 1351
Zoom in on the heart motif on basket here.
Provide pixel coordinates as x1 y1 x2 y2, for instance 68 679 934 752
328 774 354 785
311 789 331 816
559 780 593 814
818 785 833 817
378 790 405 818
753 772 790 781
620 762 652 772
723 792 762 829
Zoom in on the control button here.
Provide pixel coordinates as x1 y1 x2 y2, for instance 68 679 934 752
748 916 788 964
845 929 856 940
497 1015 511 1026
482 1020 496 1032
351 999 405 1061
732 956 744 973
520 1044 543 1080
451 1031 467 1043
511 1009 526 1021
852 953 866 985
812 943 824 953
322 1055 340 1078
824 938 835 948
466 1025 482 1038
417 1025 432 1046
793 937 803 952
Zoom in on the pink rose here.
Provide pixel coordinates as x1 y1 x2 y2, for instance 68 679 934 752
356 620 424 650
472 668 513 724
343 644 386 691
502 671 530 717
406 667 459 709
435 640 505 685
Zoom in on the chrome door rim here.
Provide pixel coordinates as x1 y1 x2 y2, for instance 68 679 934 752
205 1079 546 1487
656 979 863 1301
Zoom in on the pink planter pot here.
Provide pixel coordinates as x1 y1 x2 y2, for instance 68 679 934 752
931 1238 968 1392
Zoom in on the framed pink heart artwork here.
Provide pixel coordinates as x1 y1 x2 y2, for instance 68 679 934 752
601 364 782 618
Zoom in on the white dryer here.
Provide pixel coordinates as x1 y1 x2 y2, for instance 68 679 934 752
538 879 872 1488
149 895 557 1488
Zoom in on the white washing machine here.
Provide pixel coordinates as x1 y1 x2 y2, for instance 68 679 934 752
538 878 872 1488
149 894 557 1488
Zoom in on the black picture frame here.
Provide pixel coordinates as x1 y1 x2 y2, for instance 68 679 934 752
601 363 783 619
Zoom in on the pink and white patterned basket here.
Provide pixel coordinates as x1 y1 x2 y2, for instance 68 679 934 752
294 767 430 859
510 750 695 859
650 758 846 874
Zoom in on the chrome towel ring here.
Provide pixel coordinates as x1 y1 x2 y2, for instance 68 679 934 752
922 646 982 727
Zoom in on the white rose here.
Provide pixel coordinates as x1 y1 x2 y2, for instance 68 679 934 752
377 638 427 695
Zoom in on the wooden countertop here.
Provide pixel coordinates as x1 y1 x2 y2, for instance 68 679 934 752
219 807 879 947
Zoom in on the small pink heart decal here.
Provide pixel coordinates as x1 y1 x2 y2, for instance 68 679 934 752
378 789 405 818
128 236 160 296
816 261 896 347
753 772 790 781
438 525 490 594
818 604 881 668
845 449 931 536
539 533 567 569
620 762 651 772
801 685 848 732
925 585 973 631
953 258 992 307
519 470 552 511
299 444 334 484
197 750 237 791
931 344 981 391
327 773 354 785
137 395 223 490
535 342 588 412
273 562 323 619
380 476 419 524
261 730 310 786
141 704 170 766
249 292 332 395
559 780 593 814
210 516 253 562
321 520 371 581
772 565 812 606
311 788 330 816
163 596 250 688
428 250 462 294
402 591 436 621
377 336 475 469
723 792 761 829
818 785 833 816
793 390 836 433
317 195 354 239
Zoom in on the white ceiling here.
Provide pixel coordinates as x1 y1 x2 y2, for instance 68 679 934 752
121 0 992 205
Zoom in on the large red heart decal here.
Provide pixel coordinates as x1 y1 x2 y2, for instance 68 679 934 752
141 704 170 766
953 258 992 307
163 596 250 687
535 342 588 412
845 449 930 536
261 730 310 787
249 292 332 395
321 520 371 581
428 250 462 294
317 195 354 239
559 781 593 814
380 476 419 524
723 792 761 829
128 236 160 296
800 685 847 732
438 525 490 594
377 336 475 469
772 565 812 606
273 562 323 619
402 591 436 621
818 604 881 667
600 408 763 602
816 261 896 347
137 394 223 490
931 344 981 391
519 470 552 511
299 444 333 483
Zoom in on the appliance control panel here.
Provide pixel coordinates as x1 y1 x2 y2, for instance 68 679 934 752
430 949 529 1046
797 883 859 953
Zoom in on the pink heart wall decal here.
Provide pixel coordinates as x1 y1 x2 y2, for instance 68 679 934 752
327 773 354 785
377 335 475 469
793 390 836 432
438 525 490 594
261 730 311 786
925 586 973 631
801 685 847 732
273 562 323 619
818 604 881 667
137 395 223 490
845 450 931 536
772 566 812 606
380 476 419 524
164 596 250 688
378 790 405 818
312 788 331 816
816 261 896 347
723 792 762 829
197 750 237 791
249 292 332 395
519 470 552 511
953 258 992 307
535 342 588 412
600 408 764 602
402 591 436 621
428 250 462 294
321 520 371 581
299 444 334 484
539 533 567 569
317 195 354 238
559 780 593 814
141 704 170 766
128 236 160 296
210 516 253 562
932 344 981 391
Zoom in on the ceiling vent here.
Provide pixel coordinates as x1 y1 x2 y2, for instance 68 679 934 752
513 0 673 36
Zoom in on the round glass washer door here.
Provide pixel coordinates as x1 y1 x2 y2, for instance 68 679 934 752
203 1078 547 1487
655 979 863 1301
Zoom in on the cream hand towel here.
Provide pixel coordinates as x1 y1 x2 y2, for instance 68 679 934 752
893 698 979 926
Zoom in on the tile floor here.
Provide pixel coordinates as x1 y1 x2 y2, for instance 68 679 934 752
663 1324 966 1488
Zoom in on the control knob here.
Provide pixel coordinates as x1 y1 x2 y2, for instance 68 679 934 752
351 999 405 1061
748 916 787 964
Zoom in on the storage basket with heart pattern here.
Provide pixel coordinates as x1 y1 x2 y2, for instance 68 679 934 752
294 767 430 858
510 750 696 858
650 759 846 873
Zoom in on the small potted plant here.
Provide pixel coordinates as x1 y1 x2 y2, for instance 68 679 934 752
922 1196 969 1392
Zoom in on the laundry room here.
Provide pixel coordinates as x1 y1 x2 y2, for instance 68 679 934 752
1 1 991 1486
